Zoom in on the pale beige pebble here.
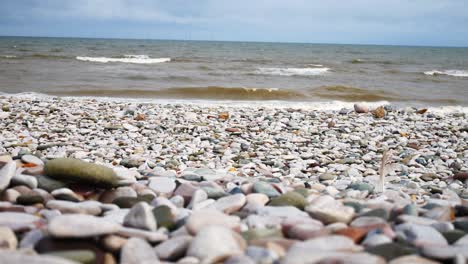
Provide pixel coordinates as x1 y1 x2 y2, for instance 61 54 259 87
48 214 121 238
205 193 246 214
0 161 16 191
2 189 20 202
154 235 193 260
173 183 198 203
51 188 83 201
305 195 355 224
46 200 102 215
0 155 13 163
325 222 349 232
187 189 208 209
240 183 254 194
148 177 177 195
0 226 18 249
192 199 215 211
152 197 179 215
187 226 246 264
101 235 128 252
185 209 241 235
120 237 160 264
245 193 269 205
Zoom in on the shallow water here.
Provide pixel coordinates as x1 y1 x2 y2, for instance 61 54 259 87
0 36 467 106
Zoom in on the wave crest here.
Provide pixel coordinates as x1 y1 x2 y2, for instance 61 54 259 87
424 70 468 77
254 67 330 76
76 55 171 64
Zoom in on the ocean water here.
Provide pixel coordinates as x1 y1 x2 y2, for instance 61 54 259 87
0 36 467 106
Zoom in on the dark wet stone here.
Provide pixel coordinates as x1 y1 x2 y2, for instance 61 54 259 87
454 219 468 232
442 230 466 244
119 159 141 168
112 195 153 208
153 205 175 230
16 194 44 205
37 175 67 192
402 204 418 216
366 243 417 261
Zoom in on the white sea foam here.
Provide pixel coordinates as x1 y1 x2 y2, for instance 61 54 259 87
255 67 330 76
3 92 468 113
424 70 468 77
0 55 17 59
76 55 170 64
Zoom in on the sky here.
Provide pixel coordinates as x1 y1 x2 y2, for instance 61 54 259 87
0 0 467 46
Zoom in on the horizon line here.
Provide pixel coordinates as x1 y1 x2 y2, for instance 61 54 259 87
1 34 467 49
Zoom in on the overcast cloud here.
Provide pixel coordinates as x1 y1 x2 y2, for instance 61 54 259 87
0 0 467 46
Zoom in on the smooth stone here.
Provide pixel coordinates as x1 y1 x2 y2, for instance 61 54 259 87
388 255 439 264
431 222 454 233
11 174 38 189
187 189 208 209
205 193 246 214
46 200 102 215
117 227 168 242
200 186 228 199
351 216 388 228
397 215 438 225
442 230 466 244
360 208 389 220
349 182 374 192
0 212 41 231
51 188 82 202
148 177 176 194
174 183 198 203
366 243 417 261
245 193 269 206
395 223 448 247
46 250 96 264
256 206 309 218
186 209 241 235
45 158 118 188
152 205 175 230
36 175 67 192
0 161 16 191
154 235 193 261
16 194 44 205
19 229 45 249
242 228 283 241
319 173 336 181
421 245 468 259
0 226 17 249
0 250 77 264
112 196 152 208
187 226 246 264
3 188 20 202
253 181 280 198
454 219 468 232
245 246 278 264
424 206 453 222
287 223 327 240
306 195 355 224
354 103 369 113
21 155 44 166
454 234 468 245
362 234 392 247
268 192 307 210
48 214 121 238
120 237 160 264
124 201 157 231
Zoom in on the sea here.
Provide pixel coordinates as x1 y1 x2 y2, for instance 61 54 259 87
0 36 467 108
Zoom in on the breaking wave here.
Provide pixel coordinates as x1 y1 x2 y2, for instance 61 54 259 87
76 55 171 64
254 67 330 76
424 70 468 77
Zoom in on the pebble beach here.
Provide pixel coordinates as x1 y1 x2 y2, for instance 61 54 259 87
0 94 468 264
